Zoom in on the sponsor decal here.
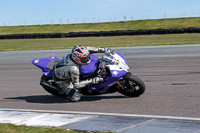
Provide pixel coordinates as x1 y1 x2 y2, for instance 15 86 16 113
115 59 120 65
108 82 117 87
34 59 39 63
113 71 118 76
91 87 96 90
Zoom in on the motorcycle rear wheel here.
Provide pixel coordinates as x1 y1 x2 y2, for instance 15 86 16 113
41 75 65 97
117 75 145 97
42 82 66 97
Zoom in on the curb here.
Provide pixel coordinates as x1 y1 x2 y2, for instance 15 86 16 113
0 108 200 133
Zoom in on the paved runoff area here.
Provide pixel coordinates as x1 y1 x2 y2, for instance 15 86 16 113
0 108 200 133
1 45 200 132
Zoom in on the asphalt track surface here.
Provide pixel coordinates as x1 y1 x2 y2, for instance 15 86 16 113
0 44 200 119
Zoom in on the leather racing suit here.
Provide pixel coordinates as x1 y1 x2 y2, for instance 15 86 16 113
53 47 104 101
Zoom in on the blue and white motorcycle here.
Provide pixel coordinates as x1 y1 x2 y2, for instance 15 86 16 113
32 50 145 99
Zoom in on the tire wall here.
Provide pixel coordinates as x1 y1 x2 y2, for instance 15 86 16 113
0 27 200 39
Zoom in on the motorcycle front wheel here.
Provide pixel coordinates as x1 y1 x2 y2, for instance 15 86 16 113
117 75 145 97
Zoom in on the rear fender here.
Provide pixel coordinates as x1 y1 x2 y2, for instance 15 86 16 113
32 56 59 77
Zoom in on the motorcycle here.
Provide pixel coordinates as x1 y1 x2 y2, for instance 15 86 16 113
32 50 145 100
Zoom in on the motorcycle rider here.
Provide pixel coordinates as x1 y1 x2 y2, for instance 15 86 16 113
53 45 107 102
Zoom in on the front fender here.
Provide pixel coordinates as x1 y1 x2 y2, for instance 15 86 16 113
122 72 132 79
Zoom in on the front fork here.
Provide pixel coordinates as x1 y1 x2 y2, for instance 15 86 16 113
116 72 132 90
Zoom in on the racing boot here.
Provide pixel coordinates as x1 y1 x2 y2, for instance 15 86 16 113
55 81 80 101
68 89 81 102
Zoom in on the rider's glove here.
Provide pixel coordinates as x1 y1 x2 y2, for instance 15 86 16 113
98 47 105 53
105 47 115 55
98 47 115 55
98 47 111 53
105 47 111 52
92 77 104 84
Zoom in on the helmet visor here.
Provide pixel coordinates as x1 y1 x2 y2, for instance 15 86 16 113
81 54 91 64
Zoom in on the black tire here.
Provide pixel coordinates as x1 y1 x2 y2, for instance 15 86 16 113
117 75 145 97
42 83 65 97
40 75 65 97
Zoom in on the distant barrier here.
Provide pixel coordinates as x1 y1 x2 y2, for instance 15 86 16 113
0 27 200 39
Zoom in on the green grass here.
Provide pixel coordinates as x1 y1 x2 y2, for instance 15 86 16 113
0 33 200 51
0 123 78 133
0 123 115 133
0 17 200 51
0 17 200 35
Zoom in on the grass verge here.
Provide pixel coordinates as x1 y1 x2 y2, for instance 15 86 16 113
0 33 200 51
0 17 200 35
0 123 78 133
0 123 114 133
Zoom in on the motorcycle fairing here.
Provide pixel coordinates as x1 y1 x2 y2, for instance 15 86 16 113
88 69 126 93
32 56 59 77
88 77 122 93
116 52 128 66
87 52 129 93
110 70 127 78
107 52 129 78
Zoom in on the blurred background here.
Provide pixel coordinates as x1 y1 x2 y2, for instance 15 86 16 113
0 0 200 26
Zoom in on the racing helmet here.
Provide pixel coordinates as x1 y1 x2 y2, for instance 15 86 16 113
71 45 91 65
